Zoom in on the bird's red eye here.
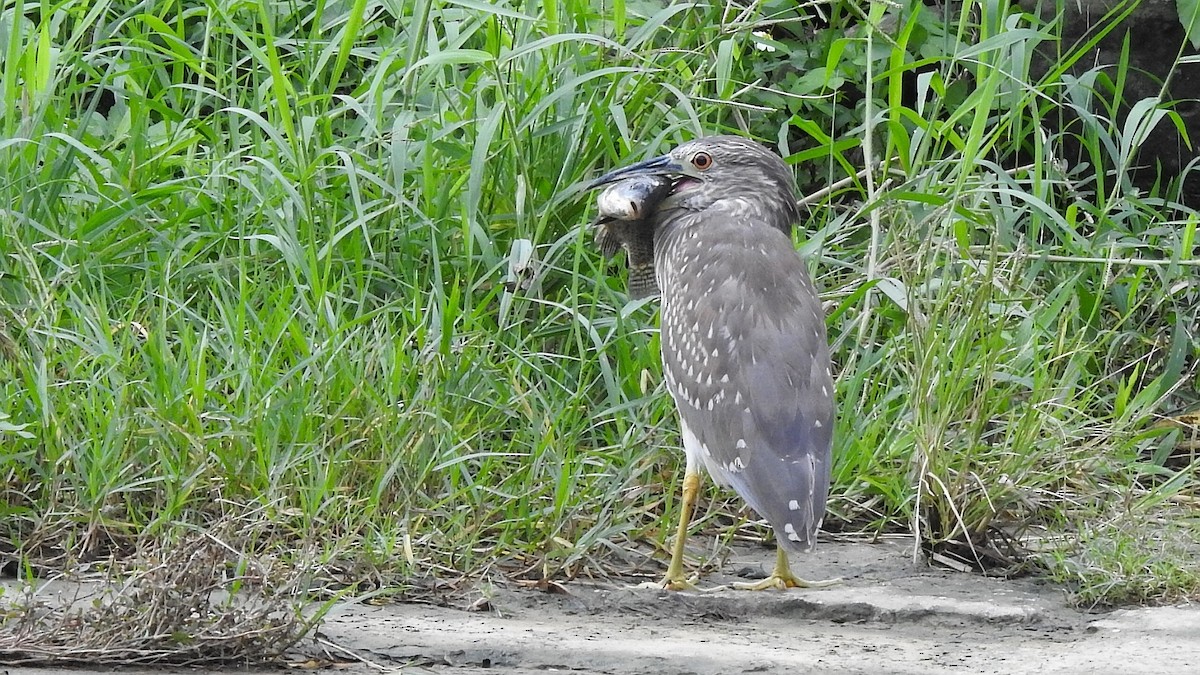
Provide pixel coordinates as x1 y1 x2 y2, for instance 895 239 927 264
691 152 713 170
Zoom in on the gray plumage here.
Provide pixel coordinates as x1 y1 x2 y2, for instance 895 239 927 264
589 135 834 558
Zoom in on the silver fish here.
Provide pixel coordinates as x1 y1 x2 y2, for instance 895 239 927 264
592 174 673 298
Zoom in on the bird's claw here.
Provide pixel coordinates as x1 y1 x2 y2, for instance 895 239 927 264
637 573 703 591
732 574 841 591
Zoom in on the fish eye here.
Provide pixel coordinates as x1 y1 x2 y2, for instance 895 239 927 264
691 152 713 170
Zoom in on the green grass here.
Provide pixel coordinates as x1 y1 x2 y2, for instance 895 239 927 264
0 0 1197 640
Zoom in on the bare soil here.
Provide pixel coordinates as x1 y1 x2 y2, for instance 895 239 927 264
4 537 1197 674
310 536 1198 674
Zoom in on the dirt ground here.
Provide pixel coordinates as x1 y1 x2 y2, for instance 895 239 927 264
4 536 1198 674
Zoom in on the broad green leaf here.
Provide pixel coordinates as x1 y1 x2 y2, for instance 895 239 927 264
1180 0 1200 49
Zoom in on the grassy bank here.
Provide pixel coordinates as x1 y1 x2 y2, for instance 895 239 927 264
1 0 1198 655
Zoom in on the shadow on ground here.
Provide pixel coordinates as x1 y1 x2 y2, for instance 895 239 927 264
4 536 1197 674
308 536 1197 674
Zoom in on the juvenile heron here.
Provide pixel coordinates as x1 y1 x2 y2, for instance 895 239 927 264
588 136 835 590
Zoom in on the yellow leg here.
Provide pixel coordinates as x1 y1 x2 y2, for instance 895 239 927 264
655 470 701 590
733 546 841 591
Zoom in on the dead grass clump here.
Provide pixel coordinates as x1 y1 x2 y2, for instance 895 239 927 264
0 527 311 666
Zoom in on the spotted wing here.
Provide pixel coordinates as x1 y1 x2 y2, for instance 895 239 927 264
657 212 834 554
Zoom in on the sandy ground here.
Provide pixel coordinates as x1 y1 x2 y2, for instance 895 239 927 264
3 537 1198 674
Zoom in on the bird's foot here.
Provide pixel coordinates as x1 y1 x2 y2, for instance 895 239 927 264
638 573 703 591
732 572 841 591
727 546 841 590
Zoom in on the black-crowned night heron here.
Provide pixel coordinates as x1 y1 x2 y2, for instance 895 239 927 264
588 136 836 590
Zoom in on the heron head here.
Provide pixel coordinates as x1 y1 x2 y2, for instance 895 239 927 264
587 135 800 232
